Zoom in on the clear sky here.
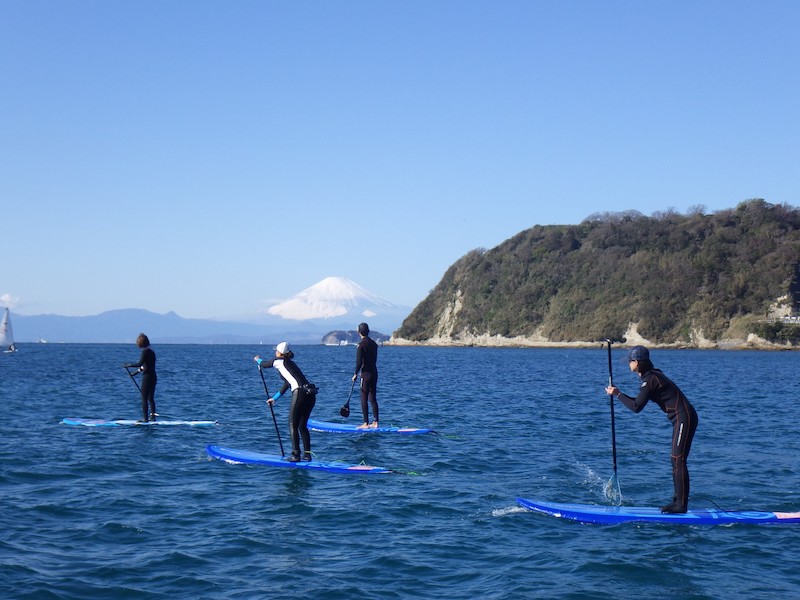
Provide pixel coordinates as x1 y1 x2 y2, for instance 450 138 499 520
2 1 798 320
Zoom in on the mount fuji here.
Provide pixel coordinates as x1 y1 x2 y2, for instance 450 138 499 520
9 277 411 344
263 277 410 334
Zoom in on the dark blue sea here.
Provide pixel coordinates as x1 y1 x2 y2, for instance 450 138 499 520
2 344 799 599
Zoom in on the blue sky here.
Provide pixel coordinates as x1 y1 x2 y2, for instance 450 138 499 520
2 1 798 320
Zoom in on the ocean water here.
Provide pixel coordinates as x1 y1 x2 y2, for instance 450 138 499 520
2 343 799 599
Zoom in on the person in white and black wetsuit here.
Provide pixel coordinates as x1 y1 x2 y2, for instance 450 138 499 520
605 345 699 514
352 322 379 429
124 333 157 422
254 342 317 462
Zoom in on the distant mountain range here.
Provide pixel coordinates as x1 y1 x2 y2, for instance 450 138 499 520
9 277 411 344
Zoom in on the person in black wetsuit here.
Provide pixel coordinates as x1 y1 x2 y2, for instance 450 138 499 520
605 345 698 514
124 333 157 422
254 342 317 462
352 322 379 429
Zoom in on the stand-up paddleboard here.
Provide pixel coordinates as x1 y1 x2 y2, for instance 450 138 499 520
516 498 800 525
62 418 218 427
206 445 393 474
307 418 434 435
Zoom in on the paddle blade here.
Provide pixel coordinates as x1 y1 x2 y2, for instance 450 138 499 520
340 404 350 418
603 473 622 506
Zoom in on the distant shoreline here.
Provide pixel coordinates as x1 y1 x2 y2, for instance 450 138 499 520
387 334 799 351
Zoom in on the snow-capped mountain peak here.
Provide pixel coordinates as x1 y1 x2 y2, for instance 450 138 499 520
266 277 397 321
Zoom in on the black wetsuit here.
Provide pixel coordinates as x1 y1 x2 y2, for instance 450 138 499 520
616 367 698 511
262 355 316 459
130 346 157 421
354 336 379 424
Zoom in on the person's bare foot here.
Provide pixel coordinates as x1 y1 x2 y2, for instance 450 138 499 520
369 421 379 428
357 422 370 429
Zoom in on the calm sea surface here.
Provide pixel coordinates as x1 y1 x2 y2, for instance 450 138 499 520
2 343 799 599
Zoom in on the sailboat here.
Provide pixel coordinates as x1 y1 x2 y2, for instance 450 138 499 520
1 308 17 353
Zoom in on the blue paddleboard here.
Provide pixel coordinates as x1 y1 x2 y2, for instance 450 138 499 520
307 418 433 435
62 418 218 427
206 445 393 474
516 498 800 525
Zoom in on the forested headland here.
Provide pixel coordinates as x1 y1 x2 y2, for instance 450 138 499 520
394 199 800 348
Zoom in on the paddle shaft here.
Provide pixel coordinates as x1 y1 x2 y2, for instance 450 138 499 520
258 366 285 457
605 340 619 476
343 378 355 410
124 365 142 393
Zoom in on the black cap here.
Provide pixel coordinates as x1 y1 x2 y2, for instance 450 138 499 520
628 345 650 361
358 322 369 335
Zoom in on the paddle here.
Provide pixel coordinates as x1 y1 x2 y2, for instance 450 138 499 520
123 365 142 393
123 365 151 422
603 338 623 505
257 364 285 457
340 378 356 418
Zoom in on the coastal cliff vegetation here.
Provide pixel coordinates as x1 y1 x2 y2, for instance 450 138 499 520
395 199 800 347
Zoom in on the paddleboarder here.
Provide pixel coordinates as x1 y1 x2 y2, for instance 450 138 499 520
352 322 379 429
254 342 317 462
124 333 157 422
605 345 698 514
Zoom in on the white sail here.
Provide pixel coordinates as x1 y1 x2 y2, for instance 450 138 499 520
1 308 16 352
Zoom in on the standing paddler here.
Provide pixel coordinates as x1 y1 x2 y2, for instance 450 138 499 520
605 345 698 514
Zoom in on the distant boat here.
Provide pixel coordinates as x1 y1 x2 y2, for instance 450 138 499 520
1 308 17 353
